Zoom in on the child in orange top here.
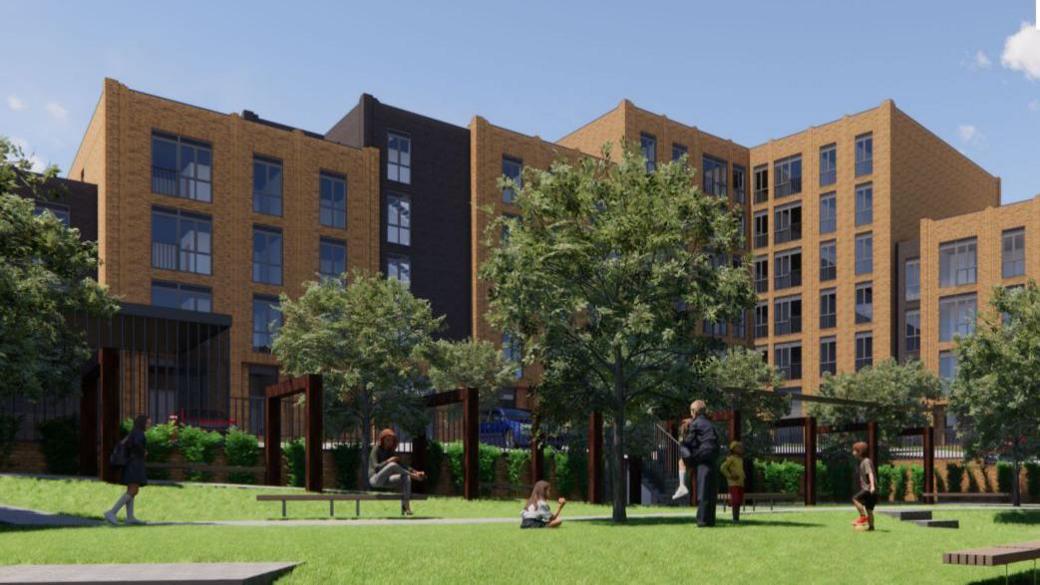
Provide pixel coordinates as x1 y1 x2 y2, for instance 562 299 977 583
719 441 745 523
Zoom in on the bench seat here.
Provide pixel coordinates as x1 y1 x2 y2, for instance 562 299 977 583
719 492 799 511
943 543 1040 566
256 493 429 518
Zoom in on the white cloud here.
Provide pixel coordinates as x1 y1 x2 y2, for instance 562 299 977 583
966 50 992 70
6 95 26 111
1029 99 1040 112
44 101 67 122
1002 22 1040 80
958 124 984 146
8 137 46 173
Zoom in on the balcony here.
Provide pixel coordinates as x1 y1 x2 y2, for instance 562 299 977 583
774 270 802 290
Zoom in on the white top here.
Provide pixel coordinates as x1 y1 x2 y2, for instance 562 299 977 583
521 500 552 522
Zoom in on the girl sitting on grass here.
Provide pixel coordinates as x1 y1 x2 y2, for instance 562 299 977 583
521 480 566 529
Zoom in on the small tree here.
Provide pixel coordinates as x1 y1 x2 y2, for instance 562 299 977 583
951 284 1040 506
426 338 517 403
702 347 788 457
272 272 442 477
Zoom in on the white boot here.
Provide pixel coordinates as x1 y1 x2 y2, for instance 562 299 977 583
671 485 689 500
105 493 129 525
125 496 143 525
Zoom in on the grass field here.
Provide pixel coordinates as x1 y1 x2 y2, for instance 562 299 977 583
2 477 1039 584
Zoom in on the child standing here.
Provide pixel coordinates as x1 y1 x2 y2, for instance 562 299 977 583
851 441 877 531
521 480 566 529
719 441 745 523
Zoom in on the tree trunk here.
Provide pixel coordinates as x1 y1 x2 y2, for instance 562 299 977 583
611 354 627 523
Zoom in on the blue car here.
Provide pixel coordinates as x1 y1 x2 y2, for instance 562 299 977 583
480 408 533 449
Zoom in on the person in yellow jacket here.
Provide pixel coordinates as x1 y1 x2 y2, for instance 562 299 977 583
719 441 745 524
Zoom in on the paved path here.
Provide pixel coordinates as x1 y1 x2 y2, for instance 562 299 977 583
0 562 298 584
0 505 101 527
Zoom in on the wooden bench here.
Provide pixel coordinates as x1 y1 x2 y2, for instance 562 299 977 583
923 492 1010 504
944 541 1040 583
256 493 429 518
720 492 799 511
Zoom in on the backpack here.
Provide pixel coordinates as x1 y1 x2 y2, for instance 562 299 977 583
109 438 129 467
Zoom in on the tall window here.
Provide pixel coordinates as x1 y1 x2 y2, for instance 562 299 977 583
252 157 282 216
702 155 727 197
820 240 837 281
820 288 837 329
640 134 657 172
753 165 768 203
820 337 837 376
319 238 346 279
774 203 802 244
320 172 347 229
754 303 769 338
774 295 802 336
855 183 873 226
774 249 802 290
855 282 873 323
939 238 977 287
387 254 411 288
672 143 687 162
151 132 212 202
905 310 921 352
773 155 802 198
939 294 977 341
703 319 728 337
732 311 747 338
732 165 746 204
855 332 873 371
905 259 921 301
753 211 768 248
502 156 523 204
151 208 212 275
387 194 411 246
1002 228 1026 278
819 144 836 186
503 332 523 380
855 133 873 176
387 132 411 184
252 227 283 285
855 233 873 275
939 351 958 394
819 192 837 234
252 295 281 352
775 343 802 380
151 281 212 313
754 256 769 293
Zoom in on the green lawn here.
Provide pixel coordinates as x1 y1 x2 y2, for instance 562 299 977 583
2 477 1040 584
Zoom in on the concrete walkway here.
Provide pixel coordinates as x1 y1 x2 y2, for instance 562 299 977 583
0 562 298 584
0 505 101 527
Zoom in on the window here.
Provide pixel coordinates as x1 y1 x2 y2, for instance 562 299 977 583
939 294 977 341
252 227 283 285
672 143 687 162
754 303 769 338
905 310 921 352
732 165 746 204
854 183 873 226
1002 228 1026 278
151 132 212 202
819 144 836 186
820 337 837 376
387 254 411 288
387 132 411 184
855 233 873 275
773 155 802 198
640 133 656 172
905 259 921 301
819 192 836 234
252 295 281 352
702 155 727 197
774 203 802 244
34 202 71 226
319 238 346 279
939 351 958 394
151 281 212 313
855 133 873 176
774 295 802 336
151 208 212 275
775 343 802 380
252 157 282 216
753 165 768 203
855 332 873 371
939 238 977 287
819 240 837 281
319 172 347 229
703 319 728 337
774 249 802 290
820 288 837 329
732 311 747 338
501 156 523 203
754 256 769 293
855 282 873 324
753 211 768 248
387 194 411 246
503 332 523 380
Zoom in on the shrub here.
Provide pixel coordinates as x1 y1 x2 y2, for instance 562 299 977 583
177 425 223 481
754 460 803 494
996 461 1016 495
946 462 964 493
285 438 306 487
935 469 946 492
425 441 444 488
910 465 925 500
506 449 530 487
478 443 499 488
37 416 79 475
546 446 587 499
892 465 908 501
331 443 361 490
1026 463 1040 500
443 442 464 489
876 465 896 501
820 457 854 501
0 413 21 468
224 427 261 484
814 461 831 499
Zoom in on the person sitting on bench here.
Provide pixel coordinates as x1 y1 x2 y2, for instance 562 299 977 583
368 428 426 516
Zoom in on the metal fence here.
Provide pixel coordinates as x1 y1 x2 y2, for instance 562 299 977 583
0 394 80 441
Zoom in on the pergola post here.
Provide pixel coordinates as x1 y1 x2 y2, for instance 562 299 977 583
462 387 479 500
587 412 604 504
304 374 323 492
867 421 879 473
264 393 282 486
628 456 642 505
804 416 817 506
98 348 119 483
728 409 742 444
923 426 935 504
79 364 99 476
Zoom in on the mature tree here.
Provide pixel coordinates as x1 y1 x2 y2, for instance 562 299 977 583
426 338 517 402
272 272 442 476
480 146 755 522
950 284 1040 506
701 347 788 457
0 137 116 401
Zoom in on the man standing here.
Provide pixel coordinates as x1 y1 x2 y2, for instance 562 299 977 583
682 400 721 527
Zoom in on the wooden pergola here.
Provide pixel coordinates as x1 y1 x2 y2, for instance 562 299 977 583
264 374 323 492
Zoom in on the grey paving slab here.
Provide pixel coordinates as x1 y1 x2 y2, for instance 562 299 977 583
880 509 932 521
914 519 960 528
0 562 298 584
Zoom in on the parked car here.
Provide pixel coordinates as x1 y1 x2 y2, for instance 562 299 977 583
480 408 533 449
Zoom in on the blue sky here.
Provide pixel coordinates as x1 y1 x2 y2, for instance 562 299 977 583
2 0 1038 201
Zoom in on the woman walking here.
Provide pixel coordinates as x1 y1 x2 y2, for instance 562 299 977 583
104 415 149 525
